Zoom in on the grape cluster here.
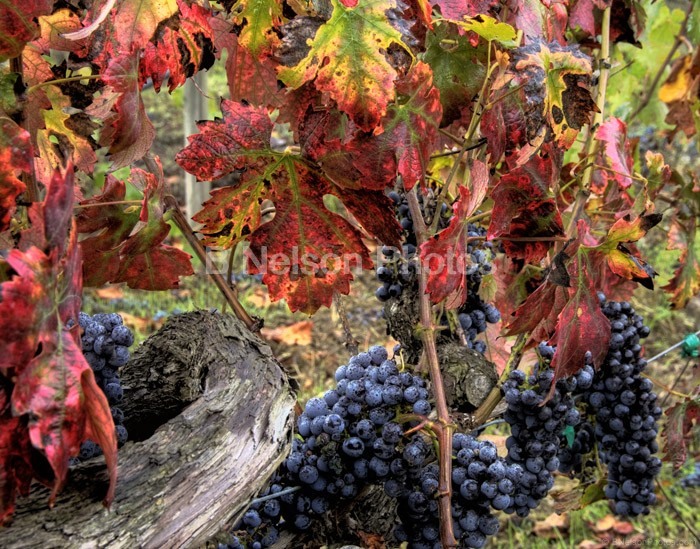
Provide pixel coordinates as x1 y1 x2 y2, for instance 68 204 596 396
587 298 662 517
228 346 433 547
77 312 133 459
393 433 521 548
557 420 595 475
501 344 593 517
225 345 521 548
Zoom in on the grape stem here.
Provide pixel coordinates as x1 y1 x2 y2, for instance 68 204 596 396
405 186 458 549
333 293 359 355
472 333 528 426
248 485 301 506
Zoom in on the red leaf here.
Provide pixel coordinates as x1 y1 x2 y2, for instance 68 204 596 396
550 259 610 387
0 118 31 231
0 249 46 376
505 278 568 343
662 217 700 309
421 165 489 307
0 0 54 62
662 394 700 472
332 187 403 247
247 162 372 313
81 366 118 508
0 408 33 524
43 164 75 256
487 152 564 262
113 0 179 51
431 0 500 20
139 0 216 92
507 0 568 45
175 99 273 181
101 52 155 168
77 172 193 290
319 62 443 191
595 117 635 190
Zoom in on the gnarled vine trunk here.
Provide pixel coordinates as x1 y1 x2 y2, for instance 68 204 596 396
0 311 296 549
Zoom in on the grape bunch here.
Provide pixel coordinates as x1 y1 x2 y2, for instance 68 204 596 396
227 345 433 547
76 312 133 459
392 432 522 548
501 344 594 517
225 345 520 548
586 298 662 517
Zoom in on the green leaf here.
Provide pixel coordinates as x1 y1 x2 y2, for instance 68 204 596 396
234 0 283 58
277 0 411 131
457 15 517 47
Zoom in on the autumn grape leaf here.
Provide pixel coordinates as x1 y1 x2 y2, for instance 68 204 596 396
140 0 216 93
35 86 97 185
662 394 700 472
247 161 373 313
322 62 442 191
177 100 386 312
11 333 112 505
0 0 54 62
0 117 31 232
549 257 611 390
421 166 489 308
487 152 564 262
234 0 283 59
0 166 117 520
114 0 178 51
431 0 500 20
101 52 155 168
507 0 568 45
76 172 193 290
277 0 412 131
662 217 700 309
225 36 282 108
0 410 33 524
513 40 597 149
594 211 661 289
595 117 635 190
505 274 569 344
568 0 610 37
423 24 488 126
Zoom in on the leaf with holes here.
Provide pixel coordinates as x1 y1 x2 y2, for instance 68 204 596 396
234 0 283 59
513 40 597 149
662 394 700 472
278 0 411 131
140 0 216 92
0 0 54 62
421 163 489 308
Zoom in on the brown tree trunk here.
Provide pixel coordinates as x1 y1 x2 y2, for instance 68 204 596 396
0 311 296 549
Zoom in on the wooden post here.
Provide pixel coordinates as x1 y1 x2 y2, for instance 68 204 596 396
183 72 211 222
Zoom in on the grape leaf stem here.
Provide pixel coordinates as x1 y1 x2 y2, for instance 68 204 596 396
570 5 612 235
405 187 457 549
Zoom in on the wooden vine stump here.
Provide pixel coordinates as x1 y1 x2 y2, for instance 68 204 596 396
0 311 296 549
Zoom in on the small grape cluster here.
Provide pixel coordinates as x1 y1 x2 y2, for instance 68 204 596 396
501 344 593 517
587 298 662 517
77 312 133 459
393 433 522 548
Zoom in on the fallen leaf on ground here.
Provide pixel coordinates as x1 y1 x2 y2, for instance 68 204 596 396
95 286 124 299
534 512 569 538
262 320 313 345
